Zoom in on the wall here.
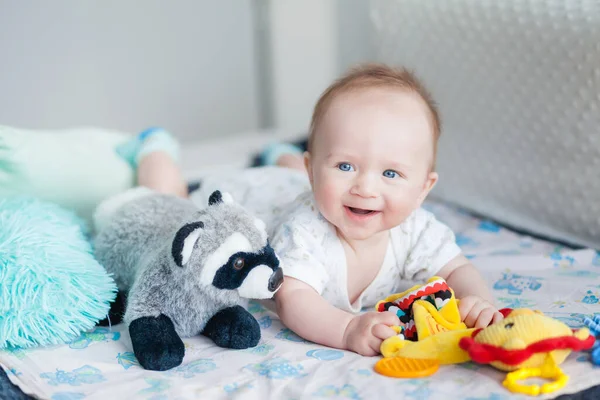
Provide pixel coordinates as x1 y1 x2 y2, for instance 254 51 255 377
337 0 376 73
0 1 260 141
264 0 375 135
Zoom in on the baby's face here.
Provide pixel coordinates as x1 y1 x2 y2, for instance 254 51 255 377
306 88 438 241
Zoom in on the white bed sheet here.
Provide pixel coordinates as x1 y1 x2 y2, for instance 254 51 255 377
2 197 600 400
2 132 600 399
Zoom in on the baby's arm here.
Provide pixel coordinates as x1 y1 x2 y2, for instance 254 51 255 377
438 254 494 301
275 277 399 356
404 208 502 329
437 254 503 328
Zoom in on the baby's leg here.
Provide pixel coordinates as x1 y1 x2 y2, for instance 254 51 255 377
137 151 188 197
255 138 307 172
276 153 305 171
116 127 188 197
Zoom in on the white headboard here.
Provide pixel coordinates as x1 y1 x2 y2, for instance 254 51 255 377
371 0 600 248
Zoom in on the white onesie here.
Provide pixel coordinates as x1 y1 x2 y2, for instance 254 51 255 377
191 166 462 313
268 191 462 313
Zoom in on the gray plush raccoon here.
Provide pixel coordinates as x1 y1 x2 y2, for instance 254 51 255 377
93 187 283 371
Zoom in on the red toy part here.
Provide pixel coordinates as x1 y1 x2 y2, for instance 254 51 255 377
498 308 513 318
393 280 450 310
459 334 595 366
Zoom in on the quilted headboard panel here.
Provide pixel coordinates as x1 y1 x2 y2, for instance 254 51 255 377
371 0 600 248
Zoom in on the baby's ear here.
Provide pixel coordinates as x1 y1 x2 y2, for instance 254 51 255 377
172 221 204 267
303 152 314 186
416 172 439 205
208 190 234 206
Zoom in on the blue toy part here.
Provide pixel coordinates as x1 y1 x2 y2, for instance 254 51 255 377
384 305 407 320
585 315 600 336
394 324 406 340
583 314 600 366
592 347 600 366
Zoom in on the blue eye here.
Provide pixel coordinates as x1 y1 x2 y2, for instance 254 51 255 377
338 163 354 172
383 169 399 179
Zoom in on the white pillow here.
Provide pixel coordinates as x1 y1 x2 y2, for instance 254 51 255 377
0 126 135 225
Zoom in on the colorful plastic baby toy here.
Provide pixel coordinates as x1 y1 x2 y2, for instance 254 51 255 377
375 276 466 343
583 314 600 366
373 277 596 397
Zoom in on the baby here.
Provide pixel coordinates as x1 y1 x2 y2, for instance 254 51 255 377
269 64 503 356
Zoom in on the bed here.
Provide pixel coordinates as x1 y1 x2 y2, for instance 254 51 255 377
1 129 599 400
3 1 600 398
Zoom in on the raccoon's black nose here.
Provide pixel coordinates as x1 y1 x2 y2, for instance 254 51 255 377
268 268 284 292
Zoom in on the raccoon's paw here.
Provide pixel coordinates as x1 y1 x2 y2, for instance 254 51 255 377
129 314 185 371
202 305 260 349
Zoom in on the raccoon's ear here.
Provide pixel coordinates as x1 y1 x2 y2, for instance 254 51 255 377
172 221 204 267
208 190 234 206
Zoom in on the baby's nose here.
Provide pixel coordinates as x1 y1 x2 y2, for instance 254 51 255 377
350 176 378 198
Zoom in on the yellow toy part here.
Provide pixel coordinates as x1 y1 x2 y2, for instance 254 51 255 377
460 309 594 372
411 297 467 340
381 327 475 364
459 308 596 396
503 355 568 396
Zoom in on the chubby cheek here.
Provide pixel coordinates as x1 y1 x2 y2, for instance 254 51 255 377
313 172 343 218
383 187 423 225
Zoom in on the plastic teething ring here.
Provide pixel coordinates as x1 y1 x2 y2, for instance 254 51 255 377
374 356 439 378
502 362 568 396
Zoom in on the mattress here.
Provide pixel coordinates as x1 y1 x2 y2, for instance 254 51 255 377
2 188 599 400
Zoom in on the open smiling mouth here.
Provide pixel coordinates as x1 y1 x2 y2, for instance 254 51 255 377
347 206 378 215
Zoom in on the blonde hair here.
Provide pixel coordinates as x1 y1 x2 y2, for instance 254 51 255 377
307 63 441 163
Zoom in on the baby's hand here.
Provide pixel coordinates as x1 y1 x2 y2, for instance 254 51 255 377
458 295 504 328
343 311 400 357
